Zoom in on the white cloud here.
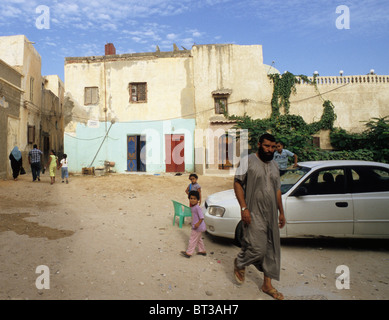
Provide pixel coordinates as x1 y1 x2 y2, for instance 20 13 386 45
0 5 22 19
192 30 202 38
97 13 111 21
131 37 141 42
0 0 227 33
166 33 177 40
101 23 117 31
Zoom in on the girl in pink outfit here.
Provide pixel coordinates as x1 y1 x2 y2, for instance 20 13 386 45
181 190 207 258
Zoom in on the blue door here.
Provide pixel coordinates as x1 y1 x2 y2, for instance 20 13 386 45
127 135 146 172
127 135 137 171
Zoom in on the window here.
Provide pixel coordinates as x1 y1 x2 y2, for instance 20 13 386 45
350 166 389 193
299 168 346 195
84 87 99 105
129 82 147 102
28 125 35 144
30 77 34 101
214 96 227 114
312 137 320 148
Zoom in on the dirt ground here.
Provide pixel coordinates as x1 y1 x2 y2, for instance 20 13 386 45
0 171 388 301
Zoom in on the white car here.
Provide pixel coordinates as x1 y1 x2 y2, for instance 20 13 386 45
203 160 389 239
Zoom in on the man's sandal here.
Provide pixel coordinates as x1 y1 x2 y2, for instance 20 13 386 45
262 288 284 300
234 258 245 284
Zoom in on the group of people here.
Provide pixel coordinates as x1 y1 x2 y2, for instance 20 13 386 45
9 144 69 184
180 135 298 300
12 136 295 300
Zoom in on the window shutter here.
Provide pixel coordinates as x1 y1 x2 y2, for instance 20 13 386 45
91 88 98 104
85 87 91 105
138 83 146 101
85 87 99 105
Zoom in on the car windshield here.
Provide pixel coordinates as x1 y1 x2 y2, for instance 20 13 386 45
280 166 311 194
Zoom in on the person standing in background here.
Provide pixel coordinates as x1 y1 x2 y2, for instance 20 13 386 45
59 154 69 184
9 146 23 181
46 150 59 185
273 141 298 175
185 173 202 205
28 144 43 182
180 190 207 258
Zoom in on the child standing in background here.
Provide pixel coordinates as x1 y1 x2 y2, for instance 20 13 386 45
181 190 207 258
45 150 59 185
273 141 298 175
185 173 201 205
59 154 69 184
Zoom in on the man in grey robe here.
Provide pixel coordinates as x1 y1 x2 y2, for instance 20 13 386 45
233 133 286 300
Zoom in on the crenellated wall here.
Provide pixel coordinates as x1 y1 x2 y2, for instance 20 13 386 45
297 75 389 85
288 74 389 137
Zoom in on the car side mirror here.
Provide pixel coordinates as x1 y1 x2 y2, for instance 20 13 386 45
293 186 308 197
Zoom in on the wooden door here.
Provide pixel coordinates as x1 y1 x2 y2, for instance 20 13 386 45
127 135 137 172
127 135 146 172
165 134 185 173
218 134 233 170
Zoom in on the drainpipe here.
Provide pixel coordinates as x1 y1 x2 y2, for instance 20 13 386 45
103 57 107 132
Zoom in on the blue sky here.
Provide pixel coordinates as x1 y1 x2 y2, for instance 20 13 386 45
1 0 388 82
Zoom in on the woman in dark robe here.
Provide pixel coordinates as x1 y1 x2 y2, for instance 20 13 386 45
9 146 23 180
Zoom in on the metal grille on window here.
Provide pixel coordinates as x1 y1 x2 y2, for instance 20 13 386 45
129 83 147 102
138 84 146 101
215 98 227 114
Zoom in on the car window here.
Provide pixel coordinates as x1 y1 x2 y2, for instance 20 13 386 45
280 167 310 194
298 168 346 195
349 166 389 193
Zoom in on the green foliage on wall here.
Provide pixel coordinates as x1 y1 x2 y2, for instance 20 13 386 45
268 72 311 116
226 72 388 163
330 116 389 163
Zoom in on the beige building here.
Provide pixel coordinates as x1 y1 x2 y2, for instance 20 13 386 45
64 44 196 173
0 59 23 179
191 45 389 173
0 35 64 179
64 43 389 174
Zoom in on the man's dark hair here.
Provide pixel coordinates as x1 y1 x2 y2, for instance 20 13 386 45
188 190 200 200
259 133 276 144
33 144 38 148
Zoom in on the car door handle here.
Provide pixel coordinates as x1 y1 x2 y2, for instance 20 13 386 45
335 202 348 208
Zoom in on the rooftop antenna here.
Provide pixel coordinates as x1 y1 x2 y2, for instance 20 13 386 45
267 60 275 74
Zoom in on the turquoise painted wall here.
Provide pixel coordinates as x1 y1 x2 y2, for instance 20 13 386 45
64 119 196 173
